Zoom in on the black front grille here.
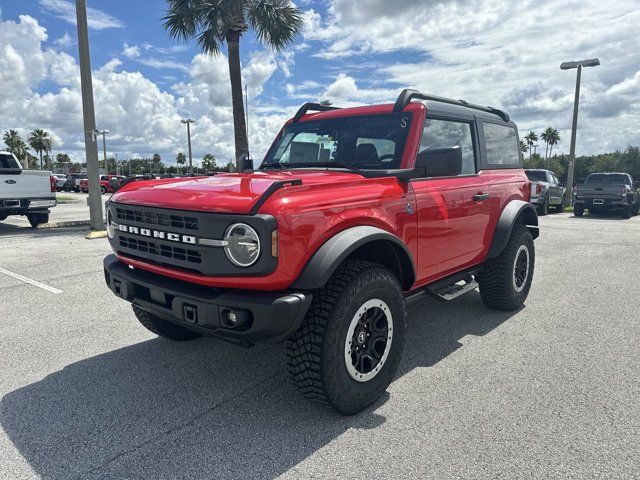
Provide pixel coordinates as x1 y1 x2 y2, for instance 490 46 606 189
119 235 202 264
115 206 198 231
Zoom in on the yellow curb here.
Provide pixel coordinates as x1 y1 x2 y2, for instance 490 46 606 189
85 230 108 240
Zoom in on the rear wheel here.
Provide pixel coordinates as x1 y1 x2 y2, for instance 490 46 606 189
287 260 406 415
632 203 640 216
27 213 49 228
132 305 201 341
539 194 549 216
554 196 565 213
100 186 107 194
477 224 534 311
622 205 632 219
574 204 584 217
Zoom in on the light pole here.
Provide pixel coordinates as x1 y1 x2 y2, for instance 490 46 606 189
75 0 103 230
97 129 109 172
560 58 600 200
181 119 195 174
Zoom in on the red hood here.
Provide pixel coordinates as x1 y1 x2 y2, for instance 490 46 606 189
110 170 363 214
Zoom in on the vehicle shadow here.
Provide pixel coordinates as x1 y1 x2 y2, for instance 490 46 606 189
569 213 628 221
1 292 519 479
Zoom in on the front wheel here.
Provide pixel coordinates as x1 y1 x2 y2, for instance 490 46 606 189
622 205 632 219
477 224 535 311
287 260 406 415
632 203 640 216
100 186 107 194
27 213 49 228
574 204 584 217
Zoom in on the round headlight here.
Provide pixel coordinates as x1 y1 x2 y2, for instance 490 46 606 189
224 223 261 267
106 210 114 239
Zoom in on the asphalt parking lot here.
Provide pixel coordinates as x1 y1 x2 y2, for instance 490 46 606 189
1 212 639 479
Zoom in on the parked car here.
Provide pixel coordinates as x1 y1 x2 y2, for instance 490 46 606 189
80 175 125 194
118 174 157 188
0 151 56 227
63 173 87 192
102 89 539 414
525 169 566 215
52 174 67 192
574 172 639 218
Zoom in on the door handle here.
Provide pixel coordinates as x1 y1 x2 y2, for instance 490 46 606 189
473 193 490 201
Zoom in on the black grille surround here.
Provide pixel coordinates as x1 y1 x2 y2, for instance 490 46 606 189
107 201 278 276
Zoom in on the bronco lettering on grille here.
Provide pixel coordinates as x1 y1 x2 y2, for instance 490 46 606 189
117 224 197 245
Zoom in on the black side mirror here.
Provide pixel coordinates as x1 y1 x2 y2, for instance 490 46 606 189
415 146 463 177
239 153 253 173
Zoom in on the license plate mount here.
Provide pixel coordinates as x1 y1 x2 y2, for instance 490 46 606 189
593 199 604 205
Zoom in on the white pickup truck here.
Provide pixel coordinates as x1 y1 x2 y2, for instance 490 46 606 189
0 151 56 228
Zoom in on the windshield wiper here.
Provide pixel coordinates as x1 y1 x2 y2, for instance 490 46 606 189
260 162 360 171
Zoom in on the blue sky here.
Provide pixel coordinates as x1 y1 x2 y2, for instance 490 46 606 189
0 0 638 165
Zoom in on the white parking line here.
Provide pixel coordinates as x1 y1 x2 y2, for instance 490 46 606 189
0 267 63 294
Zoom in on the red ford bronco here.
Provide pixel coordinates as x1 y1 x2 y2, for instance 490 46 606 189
103 89 538 414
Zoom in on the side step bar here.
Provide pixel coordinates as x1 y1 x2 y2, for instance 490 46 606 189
406 268 481 304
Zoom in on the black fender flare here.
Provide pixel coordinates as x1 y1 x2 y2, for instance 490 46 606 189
487 200 539 259
291 226 416 291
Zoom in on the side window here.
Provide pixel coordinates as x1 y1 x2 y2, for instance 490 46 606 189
483 123 521 166
418 118 476 175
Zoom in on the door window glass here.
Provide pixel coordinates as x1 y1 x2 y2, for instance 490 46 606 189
418 119 476 175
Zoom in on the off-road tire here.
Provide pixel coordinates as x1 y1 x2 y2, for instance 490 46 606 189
574 204 584 217
477 224 534 311
133 305 201 341
27 213 49 228
622 205 632 219
287 260 406 415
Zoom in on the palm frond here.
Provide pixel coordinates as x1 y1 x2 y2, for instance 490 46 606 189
246 0 303 50
163 0 199 42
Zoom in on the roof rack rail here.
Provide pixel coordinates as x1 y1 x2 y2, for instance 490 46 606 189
292 102 340 123
393 88 510 122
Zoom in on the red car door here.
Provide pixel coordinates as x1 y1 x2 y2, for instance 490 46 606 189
410 115 494 286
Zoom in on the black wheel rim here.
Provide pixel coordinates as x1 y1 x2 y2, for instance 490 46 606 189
345 299 393 382
513 245 529 292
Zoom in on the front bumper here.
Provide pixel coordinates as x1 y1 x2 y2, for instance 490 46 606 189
103 255 312 345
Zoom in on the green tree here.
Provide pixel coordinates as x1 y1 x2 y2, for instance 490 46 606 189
28 129 53 170
176 152 186 174
540 127 553 160
524 131 538 161
163 0 303 168
547 128 561 158
201 153 216 172
3 130 30 168
520 140 529 155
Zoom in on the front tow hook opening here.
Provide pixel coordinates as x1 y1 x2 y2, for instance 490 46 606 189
183 304 198 324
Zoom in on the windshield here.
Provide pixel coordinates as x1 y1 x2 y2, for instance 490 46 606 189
525 170 547 182
586 174 631 185
261 113 413 170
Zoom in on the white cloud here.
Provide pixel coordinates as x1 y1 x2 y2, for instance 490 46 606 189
53 31 72 49
0 15 288 165
121 43 140 59
303 0 640 155
38 0 124 30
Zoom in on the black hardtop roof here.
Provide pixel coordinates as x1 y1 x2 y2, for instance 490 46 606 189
291 89 514 126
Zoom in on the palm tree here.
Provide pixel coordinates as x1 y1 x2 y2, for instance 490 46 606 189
163 0 303 169
3 130 30 168
201 153 216 172
28 129 53 170
540 127 553 161
520 140 529 155
548 128 561 158
176 152 186 174
524 131 538 161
